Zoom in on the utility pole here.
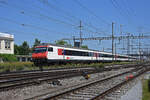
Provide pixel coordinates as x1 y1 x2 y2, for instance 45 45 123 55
79 20 83 46
139 33 141 61
112 22 114 60
130 34 133 55
115 42 117 61
120 24 123 35
127 33 130 60
73 36 75 47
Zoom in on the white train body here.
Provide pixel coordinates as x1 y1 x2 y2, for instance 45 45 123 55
32 44 137 65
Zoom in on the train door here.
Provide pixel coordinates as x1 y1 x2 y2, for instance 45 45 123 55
115 55 118 61
91 52 93 60
94 53 98 60
97 53 99 61
89 52 93 61
47 47 54 59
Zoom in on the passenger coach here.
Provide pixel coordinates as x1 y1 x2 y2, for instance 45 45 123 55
32 43 137 65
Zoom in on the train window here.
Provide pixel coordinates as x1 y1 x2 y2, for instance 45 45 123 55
100 54 105 57
48 47 53 52
33 47 47 53
118 56 127 58
89 52 93 57
63 50 89 56
100 54 113 58
99 53 102 57
80 51 89 56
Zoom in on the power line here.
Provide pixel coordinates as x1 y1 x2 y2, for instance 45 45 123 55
0 1 76 28
113 0 130 17
73 0 110 26
53 0 106 33
21 1 104 36
38 0 77 21
72 0 110 34
0 1 99 37
0 17 70 35
110 0 134 26
39 0 107 35
21 11 76 27
1 0 110 38
122 0 136 16
62 35 150 41
109 0 125 17
22 0 78 25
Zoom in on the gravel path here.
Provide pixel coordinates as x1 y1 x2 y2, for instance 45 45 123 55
102 73 144 100
120 79 142 100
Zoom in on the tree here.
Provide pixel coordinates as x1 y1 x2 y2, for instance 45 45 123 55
14 41 30 55
33 38 41 47
81 45 88 49
14 44 19 55
20 41 30 55
55 40 71 46
14 44 23 55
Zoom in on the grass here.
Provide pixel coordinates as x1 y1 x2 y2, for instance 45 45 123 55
142 79 150 100
0 62 35 72
0 61 135 73
0 54 17 62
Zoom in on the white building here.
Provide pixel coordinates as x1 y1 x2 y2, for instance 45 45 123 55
0 32 14 54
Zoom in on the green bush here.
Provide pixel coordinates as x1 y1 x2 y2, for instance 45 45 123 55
0 54 17 62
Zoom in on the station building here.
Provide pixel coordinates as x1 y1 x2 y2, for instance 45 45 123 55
0 32 14 54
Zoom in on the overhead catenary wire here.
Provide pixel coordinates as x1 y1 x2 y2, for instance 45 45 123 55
109 0 134 25
72 0 111 35
122 0 136 16
0 17 71 36
38 0 77 22
52 0 106 32
22 0 78 26
0 0 105 36
109 0 125 17
0 1 76 28
38 0 107 35
73 0 110 26
112 0 130 17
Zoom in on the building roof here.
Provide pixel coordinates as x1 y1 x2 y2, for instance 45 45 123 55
0 32 14 40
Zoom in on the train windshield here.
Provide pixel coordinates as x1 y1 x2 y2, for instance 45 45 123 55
33 47 47 53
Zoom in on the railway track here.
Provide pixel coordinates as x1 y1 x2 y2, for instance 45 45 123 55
0 63 143 92
0 63 139 80
0 68 95 91
29 64 149 100
0 67 94 78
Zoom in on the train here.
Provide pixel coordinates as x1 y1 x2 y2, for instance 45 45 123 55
32 43 137 65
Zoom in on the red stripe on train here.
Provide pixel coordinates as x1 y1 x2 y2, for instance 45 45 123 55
32 51 48 59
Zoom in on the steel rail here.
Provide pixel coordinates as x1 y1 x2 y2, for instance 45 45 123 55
37 65 145 100
91 67 149 100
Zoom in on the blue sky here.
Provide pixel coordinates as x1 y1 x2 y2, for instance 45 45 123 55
0 0 150 54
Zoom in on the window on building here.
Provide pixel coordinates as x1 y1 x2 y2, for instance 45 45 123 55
5 40 11 49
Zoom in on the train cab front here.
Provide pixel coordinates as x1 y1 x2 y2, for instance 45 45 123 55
32 46 48 65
